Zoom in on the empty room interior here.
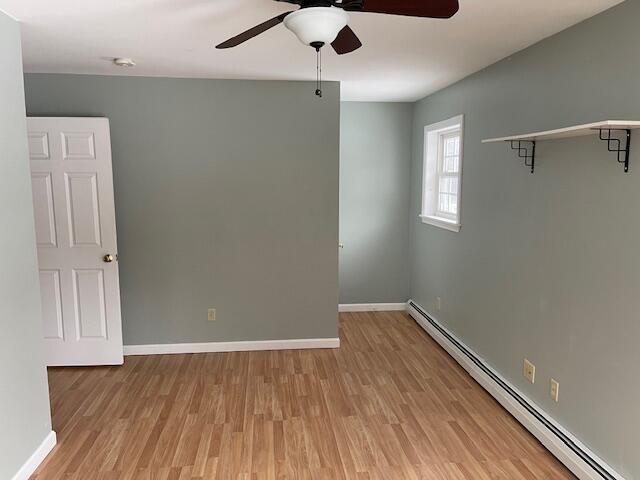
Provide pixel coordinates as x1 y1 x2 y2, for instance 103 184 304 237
2 0 640 479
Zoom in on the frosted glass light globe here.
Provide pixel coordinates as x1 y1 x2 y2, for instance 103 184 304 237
284 7 349 46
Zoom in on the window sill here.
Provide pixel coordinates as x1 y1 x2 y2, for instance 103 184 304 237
419 215 461 233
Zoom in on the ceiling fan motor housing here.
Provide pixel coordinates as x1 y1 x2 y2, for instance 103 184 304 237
283 7 348 46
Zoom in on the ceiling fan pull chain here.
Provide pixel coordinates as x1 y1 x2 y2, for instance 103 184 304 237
315 47 322 98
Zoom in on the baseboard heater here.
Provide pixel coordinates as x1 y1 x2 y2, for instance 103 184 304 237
408 301 615 480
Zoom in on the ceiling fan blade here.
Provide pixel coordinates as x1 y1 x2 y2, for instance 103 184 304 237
331 26 362 55
216 12 292 49
344 0 459 18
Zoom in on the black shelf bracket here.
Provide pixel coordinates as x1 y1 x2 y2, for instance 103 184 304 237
508 140 536 173
596 128 631 173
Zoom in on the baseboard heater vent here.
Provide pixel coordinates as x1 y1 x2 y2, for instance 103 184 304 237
408 301 615 480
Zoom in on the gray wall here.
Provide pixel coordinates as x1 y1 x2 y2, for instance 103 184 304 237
24 75 340 345
339 102 412 304
0 12 53 479
409 1 639 478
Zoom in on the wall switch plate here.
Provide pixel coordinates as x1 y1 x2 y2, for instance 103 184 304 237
523 359 536 384
550 379 560 402
436 297 442 311
207 308 216 322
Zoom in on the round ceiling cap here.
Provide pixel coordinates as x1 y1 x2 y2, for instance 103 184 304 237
113 57 136 67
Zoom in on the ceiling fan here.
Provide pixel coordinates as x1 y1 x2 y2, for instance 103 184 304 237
216 0 460 96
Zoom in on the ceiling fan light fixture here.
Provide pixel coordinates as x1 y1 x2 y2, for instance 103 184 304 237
283 7 348 47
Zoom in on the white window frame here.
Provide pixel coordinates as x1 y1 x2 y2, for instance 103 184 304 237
420 115 464 232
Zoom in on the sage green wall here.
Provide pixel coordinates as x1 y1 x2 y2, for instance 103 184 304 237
24 74 340 345
339 102 412 304
410 1 639 478
0 12 53 479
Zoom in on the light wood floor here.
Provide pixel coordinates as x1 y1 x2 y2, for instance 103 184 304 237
33 311 576 479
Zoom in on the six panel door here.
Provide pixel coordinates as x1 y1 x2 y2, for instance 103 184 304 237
28 117 124 366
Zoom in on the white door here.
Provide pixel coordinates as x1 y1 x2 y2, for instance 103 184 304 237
28 117 123 366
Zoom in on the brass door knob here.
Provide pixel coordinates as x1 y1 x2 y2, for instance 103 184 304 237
103 254 115 263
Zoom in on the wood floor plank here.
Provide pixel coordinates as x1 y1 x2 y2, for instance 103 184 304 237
31 312 576 479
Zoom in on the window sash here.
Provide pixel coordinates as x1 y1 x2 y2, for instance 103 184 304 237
439 131 460 174
435 131 461 221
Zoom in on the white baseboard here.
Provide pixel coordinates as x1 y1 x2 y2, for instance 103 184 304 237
407 300 623 480
339 302 407 313
11 430 56 480
124 337 340 356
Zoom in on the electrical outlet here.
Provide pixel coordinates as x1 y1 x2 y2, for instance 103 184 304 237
207 308 216 322
550 379 560 402
523 359 536 384
436 297 442 311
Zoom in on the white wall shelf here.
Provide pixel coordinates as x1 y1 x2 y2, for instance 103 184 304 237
482 120 640 173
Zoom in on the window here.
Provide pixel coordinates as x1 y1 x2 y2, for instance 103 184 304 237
421 115 464 232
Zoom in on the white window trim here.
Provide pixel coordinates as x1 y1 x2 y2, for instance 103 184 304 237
420 114 464 233
419 214 461 232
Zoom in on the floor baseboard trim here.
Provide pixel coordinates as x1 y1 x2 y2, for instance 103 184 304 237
407 300 623 480
339 302 407 313
11 430 57 480
124 338 340 356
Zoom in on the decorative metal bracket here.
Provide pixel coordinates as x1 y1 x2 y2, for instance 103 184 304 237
597 128 631 173
508 140 536 173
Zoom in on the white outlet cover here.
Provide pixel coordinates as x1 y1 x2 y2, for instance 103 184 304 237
550 379 560 402
523 359 536 384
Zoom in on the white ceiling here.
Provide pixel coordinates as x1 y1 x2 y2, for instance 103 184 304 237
0 0 624 102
